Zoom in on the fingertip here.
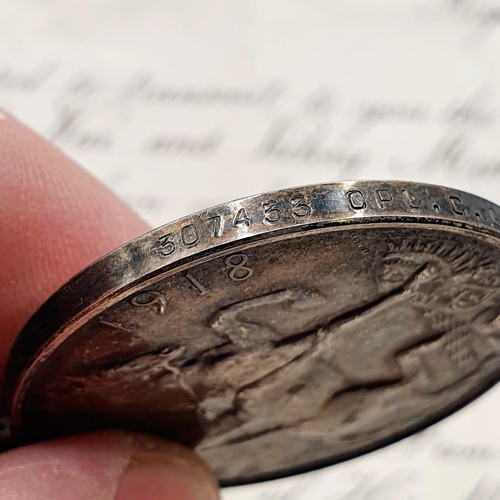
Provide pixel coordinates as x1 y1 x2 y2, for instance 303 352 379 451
0 111 150 394
0 431 220 500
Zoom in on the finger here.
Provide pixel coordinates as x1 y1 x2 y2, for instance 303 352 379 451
0 112 150 395
0 430 219 500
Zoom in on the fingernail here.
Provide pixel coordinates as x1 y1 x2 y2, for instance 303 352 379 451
115 434 219 500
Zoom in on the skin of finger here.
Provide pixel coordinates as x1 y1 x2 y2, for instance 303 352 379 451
0 113 150 401
0 430 219 500
0 115 220 498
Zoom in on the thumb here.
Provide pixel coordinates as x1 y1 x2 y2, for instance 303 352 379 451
0 430 219 500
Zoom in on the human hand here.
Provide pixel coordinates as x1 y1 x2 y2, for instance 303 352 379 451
0 112 220 500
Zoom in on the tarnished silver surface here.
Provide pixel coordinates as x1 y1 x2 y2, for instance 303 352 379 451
7 181 500 485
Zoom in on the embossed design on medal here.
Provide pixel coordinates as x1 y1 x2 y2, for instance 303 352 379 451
6 181 500 486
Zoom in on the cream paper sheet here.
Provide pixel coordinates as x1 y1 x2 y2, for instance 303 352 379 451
2 1 500 498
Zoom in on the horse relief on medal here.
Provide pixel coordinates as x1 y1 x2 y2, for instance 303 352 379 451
23 229 500 483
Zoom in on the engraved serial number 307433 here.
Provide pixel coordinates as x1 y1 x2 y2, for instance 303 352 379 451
154 195 312 258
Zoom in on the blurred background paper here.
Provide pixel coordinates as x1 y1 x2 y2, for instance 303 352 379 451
2 0 500 497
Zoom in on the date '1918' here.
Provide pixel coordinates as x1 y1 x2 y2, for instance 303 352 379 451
131 253 254 314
